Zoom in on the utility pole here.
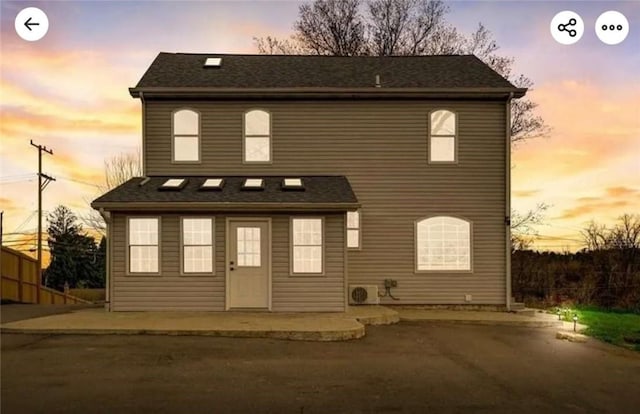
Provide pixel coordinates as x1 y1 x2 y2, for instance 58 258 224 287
30 140 55 298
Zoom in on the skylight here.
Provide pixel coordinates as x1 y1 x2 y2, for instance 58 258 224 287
160 178 186 190
243 178 264 190
282 178 304 190
200 178 224 190
204 57 222 67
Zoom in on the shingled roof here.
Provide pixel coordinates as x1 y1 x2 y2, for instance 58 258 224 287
92 176 359 212
130 53 526 98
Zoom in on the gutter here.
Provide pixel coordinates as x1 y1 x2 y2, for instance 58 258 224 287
91 202 361 212
129 86 527 100
97 208 112 312
140 92 146 175
505 92 514 311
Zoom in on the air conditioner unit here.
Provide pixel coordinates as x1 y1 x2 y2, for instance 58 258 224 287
349 285 380 305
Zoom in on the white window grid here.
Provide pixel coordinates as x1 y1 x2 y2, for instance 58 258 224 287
347 210 360 249
129 218 159 273
244 110 271 162
429 110 456 162
182 218 213 273
292 219 323 274
173 109 199 162
417 217 470 271
237 227 261 267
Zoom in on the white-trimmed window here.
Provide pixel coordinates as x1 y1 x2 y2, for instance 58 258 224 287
429 110 456 162
173 109 199 162
291 218 323 274
347 210 361 249
182 218 214 274
244 109 271 162
128 218 159 273
416 216 471 271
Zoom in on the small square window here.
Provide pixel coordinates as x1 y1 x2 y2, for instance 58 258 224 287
160 178 186 189
243 178 264 190
200 178 224 190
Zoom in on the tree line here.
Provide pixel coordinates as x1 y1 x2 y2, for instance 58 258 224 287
512 214 640 312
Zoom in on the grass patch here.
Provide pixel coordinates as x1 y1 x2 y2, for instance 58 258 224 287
554 307 640 351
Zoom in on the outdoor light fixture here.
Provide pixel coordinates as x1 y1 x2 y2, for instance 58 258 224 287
573 314 578 332
557 308 562 320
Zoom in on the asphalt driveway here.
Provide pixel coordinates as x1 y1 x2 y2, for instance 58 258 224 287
2 322 639 414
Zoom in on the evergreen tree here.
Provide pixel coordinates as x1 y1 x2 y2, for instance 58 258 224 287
43 205 105 290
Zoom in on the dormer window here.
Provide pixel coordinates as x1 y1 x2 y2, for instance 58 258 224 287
429 110 457 163
244 109 271 163
173 109 200 162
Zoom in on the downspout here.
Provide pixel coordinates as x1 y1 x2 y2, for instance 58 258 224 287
98 208 112 311
505 92 514 311
140 91 146 175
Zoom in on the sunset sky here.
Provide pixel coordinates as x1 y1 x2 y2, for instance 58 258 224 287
1 0 639 256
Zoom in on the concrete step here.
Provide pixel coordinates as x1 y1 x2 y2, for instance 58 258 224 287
510 302 526 310
512 308 536 317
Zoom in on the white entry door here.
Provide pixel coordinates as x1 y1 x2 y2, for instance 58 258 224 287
227 219 270 309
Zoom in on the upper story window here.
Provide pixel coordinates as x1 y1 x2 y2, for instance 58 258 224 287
429 110 457 163
244 109 271 163
173 109 199 162
416 216 471 272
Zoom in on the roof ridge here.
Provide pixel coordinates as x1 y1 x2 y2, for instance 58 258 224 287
162 52 475 58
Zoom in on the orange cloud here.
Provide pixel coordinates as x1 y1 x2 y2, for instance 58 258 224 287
606 186 639 198
558 199 630 220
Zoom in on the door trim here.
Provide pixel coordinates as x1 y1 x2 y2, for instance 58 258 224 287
225 217 272 311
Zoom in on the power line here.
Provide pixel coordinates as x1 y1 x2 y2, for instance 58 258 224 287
56 175 103 189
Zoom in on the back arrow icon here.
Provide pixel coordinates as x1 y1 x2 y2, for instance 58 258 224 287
24 17 40 31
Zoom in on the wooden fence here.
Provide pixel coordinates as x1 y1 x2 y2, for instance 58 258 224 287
1 246 91 305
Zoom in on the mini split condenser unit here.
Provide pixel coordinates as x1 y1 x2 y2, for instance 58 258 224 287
348 285 380 305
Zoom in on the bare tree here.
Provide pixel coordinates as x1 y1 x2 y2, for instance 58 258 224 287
104 151 142 191
295 0 367 55
81 150 142 235
609 214 640 250
510 203 549 251
581 220 609 251
254 35 310 54
253 0 549 143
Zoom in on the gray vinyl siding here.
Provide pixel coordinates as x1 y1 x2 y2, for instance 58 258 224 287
272 214 345 312
110 212 345 311
111 213 224 311
143 99 507 306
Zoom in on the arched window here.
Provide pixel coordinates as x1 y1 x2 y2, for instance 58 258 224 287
244 109 271 162
416 216 471 271
429 110 456 162
172 109 199 162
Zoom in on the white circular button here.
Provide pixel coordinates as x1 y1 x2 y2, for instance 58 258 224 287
595 11 629 45
550 11 584 45
15 7 49 42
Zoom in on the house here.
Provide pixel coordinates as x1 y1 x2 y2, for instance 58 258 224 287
92 53 526 312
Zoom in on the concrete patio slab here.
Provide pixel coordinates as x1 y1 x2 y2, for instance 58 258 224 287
393 306 564 328
0 305 399 341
